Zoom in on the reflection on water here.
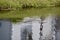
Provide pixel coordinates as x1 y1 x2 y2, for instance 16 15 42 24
32 17 41 40
12 23 21 40
0 7 60 19
0 16 60 40
0 20 12 40
12 16 57 40
42 16 56 40
0 7 60 40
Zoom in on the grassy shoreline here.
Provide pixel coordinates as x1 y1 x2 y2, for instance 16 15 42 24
0 0 60 22
0 0 60 10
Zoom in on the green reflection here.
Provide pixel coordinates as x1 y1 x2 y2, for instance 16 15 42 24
0 7 60 22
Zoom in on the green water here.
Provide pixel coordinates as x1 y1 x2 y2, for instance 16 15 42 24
0 7 60 22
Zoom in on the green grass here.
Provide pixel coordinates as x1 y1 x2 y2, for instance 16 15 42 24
0 0 60 22
0 0 60 9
